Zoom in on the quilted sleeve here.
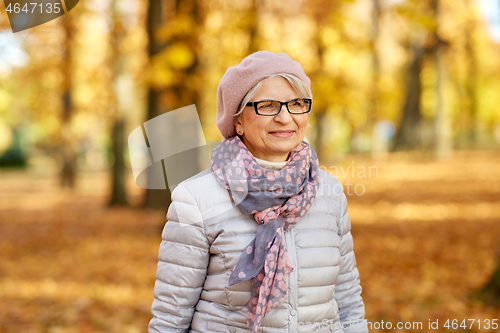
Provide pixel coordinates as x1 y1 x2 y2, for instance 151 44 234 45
333 191 369 333
148 184 210 333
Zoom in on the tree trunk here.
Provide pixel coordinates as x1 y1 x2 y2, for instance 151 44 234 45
60 11 76 188
433 46 452 159
109 118 128 205
143 0 171 210
393 44 425 151
143 0 204 210
370 0 381 115
314 110 326 159
432 0 452 159
370 0 386 159
310 5 332 161
108 0 129 206
464 18 478 145
313 35 327 161
247 0 259 54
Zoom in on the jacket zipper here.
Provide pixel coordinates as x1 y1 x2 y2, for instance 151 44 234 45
284 228 298 333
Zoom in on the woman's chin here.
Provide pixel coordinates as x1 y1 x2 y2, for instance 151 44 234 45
265 145 299 160
268 136 299 148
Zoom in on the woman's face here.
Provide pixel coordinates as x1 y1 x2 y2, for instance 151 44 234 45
235 76 309 162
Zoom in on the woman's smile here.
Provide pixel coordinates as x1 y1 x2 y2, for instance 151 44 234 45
268 129 294 138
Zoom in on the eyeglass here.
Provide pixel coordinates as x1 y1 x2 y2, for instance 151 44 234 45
246 98 312 116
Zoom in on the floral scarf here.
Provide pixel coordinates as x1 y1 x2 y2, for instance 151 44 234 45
210 136 320 333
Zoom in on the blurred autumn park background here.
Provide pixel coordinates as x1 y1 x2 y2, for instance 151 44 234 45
1 0 500 332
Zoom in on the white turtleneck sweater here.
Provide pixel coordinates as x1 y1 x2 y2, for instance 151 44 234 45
254 157 287 170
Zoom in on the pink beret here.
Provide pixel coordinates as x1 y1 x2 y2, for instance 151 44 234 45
216 51 312 138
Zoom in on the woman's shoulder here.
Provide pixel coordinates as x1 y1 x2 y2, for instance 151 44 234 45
317 168 344 201
171 167 222 196
169 167 231 211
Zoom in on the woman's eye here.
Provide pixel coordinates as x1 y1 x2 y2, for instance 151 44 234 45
292 100 307 107
259 102 274 109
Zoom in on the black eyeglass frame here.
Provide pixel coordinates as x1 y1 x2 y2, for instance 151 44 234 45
245 98 312 116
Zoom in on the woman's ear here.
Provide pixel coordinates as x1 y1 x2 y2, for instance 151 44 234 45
234 115 244 136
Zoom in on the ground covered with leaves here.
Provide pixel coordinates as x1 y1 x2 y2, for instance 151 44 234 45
0 150 499 332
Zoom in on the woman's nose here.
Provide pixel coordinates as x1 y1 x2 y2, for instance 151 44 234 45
274 104 292 123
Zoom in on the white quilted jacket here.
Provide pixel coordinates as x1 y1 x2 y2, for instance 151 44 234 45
149 167 368 333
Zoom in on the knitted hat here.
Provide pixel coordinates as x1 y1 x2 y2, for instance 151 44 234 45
216 51 312 138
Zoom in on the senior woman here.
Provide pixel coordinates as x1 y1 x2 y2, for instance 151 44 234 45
149 51 368 333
